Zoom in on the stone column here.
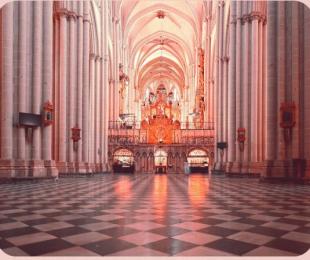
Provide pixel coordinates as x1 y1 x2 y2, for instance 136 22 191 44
76 1 84 165
95 56 101 168
265 1 277 173
291 2 300 159
241 3 249 170
102 0 109 171
89 53 95 167
0 3 14 175
227 1 237 167
113 17 120 121
250 12 260 164
109 80 113 122
58 9 68 166
257 18 264 162
31 2 44 177
32 1 43 160
214 3 221 169
42 2 57 177
68 12 77 166
17 2 27 161
276 2 286 161
82 1 90 166
235 1 242 166
304 5 310 178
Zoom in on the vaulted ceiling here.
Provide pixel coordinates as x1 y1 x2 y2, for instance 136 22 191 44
117 0 205 98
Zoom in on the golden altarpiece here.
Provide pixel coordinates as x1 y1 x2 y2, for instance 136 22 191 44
108 84 215 174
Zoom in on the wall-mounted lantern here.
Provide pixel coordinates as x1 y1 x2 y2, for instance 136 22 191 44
71 125 81 151
280 102 296 143
237 127 246 152
42 101 54 126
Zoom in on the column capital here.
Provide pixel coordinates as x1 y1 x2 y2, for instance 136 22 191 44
222 56 229 62
67 11 77 20
249 11 266 23
90 53 96 60
241 14 250 25
263 17 267 25
95 55 101 61
55 8 68 19
218 0 225 8
103 55 109 62
230 16 237 25
112 16 120 24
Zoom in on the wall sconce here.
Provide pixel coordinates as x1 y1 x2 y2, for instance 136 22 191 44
42 101 54 126
71 125 81 151
280 102 296 143
237 127 246 152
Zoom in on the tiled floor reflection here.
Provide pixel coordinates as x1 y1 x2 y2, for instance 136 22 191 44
0 174 310 256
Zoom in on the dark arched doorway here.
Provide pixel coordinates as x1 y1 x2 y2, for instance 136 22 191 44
154 149 167 173
187 149 209 173
112 148 134 173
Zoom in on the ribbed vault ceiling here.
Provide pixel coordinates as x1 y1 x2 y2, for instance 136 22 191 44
118 0 204 98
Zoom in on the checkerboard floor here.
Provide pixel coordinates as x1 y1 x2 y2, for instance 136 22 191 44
0 174 310 256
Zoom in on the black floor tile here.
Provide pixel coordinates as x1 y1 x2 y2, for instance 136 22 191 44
23 218 56 226
144 238 196 255
19 238 74 256
277 218 309 226
0 226 39 238
67 218 101 225
47 226 90 238
99 227 139 237
199 226 238 237
150 226 190 237
109 218 140 225
0 239 14 249
0 218 15 224
228 212 252 218
195 217 225 225
235 218 267 226
152 217 183 225
265 238 310 255
246 226 288 237
295 226 310 234
83 238 136 255
205 238 257 255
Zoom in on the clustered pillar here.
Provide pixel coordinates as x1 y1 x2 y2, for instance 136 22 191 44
0 1 57 177
263 1 310 181
215 1 268 176
0 0 111 178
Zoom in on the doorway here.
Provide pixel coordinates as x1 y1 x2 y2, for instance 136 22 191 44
113 148 135 173
187 149 209 173
154 149 167 174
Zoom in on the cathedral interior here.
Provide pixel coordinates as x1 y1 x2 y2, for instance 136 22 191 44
0 0 310 257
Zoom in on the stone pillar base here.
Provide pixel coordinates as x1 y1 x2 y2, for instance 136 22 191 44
212 161 225 173
95 163 102 173
11 160 28 178
0 159 15 178
56 161 68 174
44 160 59 177
75 162 87 173
28 160 46 178
0 159 58 179
225 161 261 177
260 159 309 183
67 162 76 174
